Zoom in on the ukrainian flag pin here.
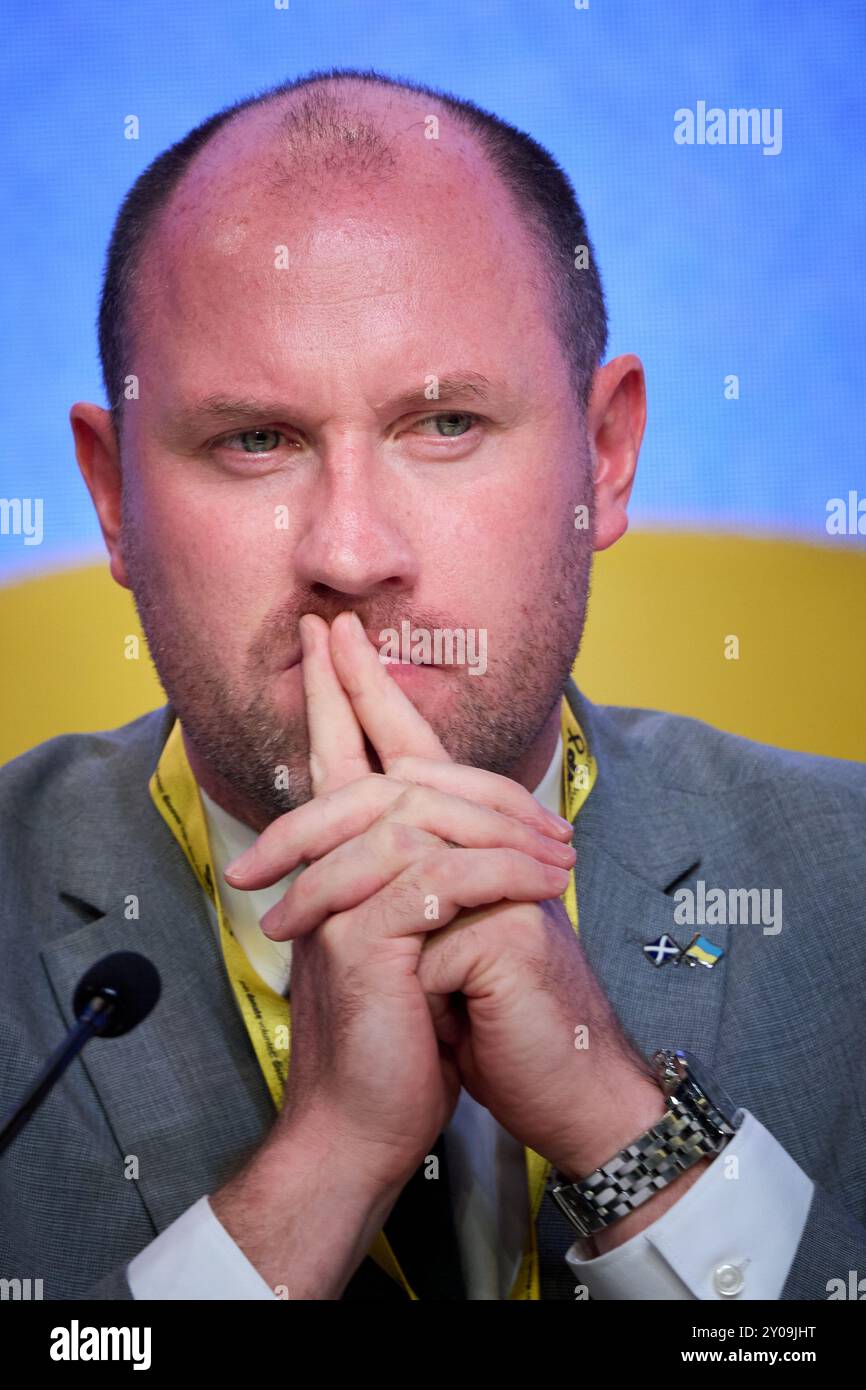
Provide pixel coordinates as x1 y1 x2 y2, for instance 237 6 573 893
679 933 725 969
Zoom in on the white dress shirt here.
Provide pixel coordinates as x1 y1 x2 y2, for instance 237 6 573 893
128 733 813 1299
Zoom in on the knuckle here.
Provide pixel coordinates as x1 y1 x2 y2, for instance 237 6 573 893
392 784 427 822
383 756 414 789
289 865 319 910
341 756 373 785
495 845 530 872
372 818 423 858
421 845 456 881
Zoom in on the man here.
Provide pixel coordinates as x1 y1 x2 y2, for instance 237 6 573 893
1 67 864 1301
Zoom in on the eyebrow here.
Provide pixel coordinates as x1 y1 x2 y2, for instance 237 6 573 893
164 373 501 437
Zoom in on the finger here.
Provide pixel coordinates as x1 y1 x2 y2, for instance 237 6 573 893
416 902 524 1001
379 848 570 941
257 794 575 934
329 610 451 768
384 755 574 842
225 774 404 886
417 898 580 1003
300 613 371 795
225 773 574 889
262 842 571 942
260 820 441 939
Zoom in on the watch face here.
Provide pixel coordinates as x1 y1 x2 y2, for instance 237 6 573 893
677 1049 740 1129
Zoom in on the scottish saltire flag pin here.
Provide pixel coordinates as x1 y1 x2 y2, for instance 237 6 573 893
643 933 682 967
680 933 725 969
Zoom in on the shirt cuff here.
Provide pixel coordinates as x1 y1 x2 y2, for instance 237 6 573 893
127 1195 279 1300
565 1108 814 1300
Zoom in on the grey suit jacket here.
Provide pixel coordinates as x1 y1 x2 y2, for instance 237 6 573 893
1 681 864 1300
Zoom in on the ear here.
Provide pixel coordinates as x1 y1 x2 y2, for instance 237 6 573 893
69 402 131 589
585 355 646 553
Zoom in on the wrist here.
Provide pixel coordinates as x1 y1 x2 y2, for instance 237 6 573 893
549 1047 739 1257
211 1123 405 1298
552 1070 668 1182
264 1113 409 1206
589 1153 712 1254
209 1134 400 1295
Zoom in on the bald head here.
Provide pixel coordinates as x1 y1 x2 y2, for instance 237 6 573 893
99 68 607 442
131 80 564 442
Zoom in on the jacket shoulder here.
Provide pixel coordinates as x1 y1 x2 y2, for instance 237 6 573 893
0 707 174 832
588 698 866 803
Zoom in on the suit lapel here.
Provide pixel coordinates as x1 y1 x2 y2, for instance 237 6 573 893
538 683 735 1297
40 709 274 1237
565 678 732 1059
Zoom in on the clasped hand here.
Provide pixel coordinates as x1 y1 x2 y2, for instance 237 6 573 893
225 611 662 1189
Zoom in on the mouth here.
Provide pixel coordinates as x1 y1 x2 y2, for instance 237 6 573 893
383 656 436 667
281 631 437 671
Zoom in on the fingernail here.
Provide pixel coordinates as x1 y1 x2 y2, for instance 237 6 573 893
225 853 250 879
552 843 577 866
345 610 366 638
544 813 574 839
259 905 280 938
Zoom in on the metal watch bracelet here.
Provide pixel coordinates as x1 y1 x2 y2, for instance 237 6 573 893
548 1050 739 1238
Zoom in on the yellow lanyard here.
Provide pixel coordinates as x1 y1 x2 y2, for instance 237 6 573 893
148 693 596 1300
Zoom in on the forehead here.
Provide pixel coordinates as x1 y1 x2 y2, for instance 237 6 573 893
131 98 565 406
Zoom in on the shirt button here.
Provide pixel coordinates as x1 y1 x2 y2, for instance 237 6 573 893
713 1263 745 1297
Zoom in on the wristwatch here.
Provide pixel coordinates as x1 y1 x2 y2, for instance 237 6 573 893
548 1049 743 1238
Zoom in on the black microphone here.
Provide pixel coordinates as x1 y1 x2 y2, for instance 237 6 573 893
0 951 161 1157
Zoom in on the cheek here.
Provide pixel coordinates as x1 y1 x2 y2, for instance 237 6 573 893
435 469 569 618
133 479 278 634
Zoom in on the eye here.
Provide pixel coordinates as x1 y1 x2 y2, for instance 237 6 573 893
219 428 286 454
412 412 478 438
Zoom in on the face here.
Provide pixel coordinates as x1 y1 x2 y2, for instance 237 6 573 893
74 96 642 828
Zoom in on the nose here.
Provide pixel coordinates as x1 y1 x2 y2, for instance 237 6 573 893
290 447 420 599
